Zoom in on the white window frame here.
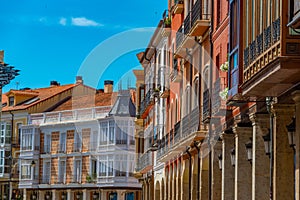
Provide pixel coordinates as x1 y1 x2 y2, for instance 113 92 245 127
73 157 82 183
21 127 34 151
43 159 51 184
0 149 4 176
99 122 108 145
59 132 66 153
74 131 82 152
20 160 32 180
44 133 51 153
58 158 66 183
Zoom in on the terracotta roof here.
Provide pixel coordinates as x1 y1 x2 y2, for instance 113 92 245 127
53 92 117 111
2 84 78 112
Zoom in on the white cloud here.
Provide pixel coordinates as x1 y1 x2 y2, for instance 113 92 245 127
71 17 102 27
59 17 67 26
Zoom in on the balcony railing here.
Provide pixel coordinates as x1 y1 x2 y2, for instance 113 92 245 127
243 18 281 82
29 106 112 125
182 107 199 138
170 59 182 83
202 89 211 122
184 12 191 35
174 121 181 143
172 0 184 14
211 78 227 116
136 151 152 172
190 0 210 36
140 89 155 118
176 25 184 50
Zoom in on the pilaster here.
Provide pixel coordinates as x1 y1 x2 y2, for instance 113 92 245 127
221 133 234 200
211 140 222 200
272 104 295 200
232 125 252 200
293 91 300 200
249 113 270 200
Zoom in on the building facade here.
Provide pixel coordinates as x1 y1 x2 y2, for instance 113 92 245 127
135 0 300 200
19 86 142 200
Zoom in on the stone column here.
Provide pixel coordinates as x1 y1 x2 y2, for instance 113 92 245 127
272 104 295 200
200 152 209 200
38 190 44 200
67 189 73 200
83 189 89 200
293 91 300 200
249 113 270 200
211 140 222 200
233 126 252 200
52 189 57 200
221 133 234 200
23 189 27 200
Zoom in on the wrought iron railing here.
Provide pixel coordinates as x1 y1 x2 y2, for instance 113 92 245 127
184 12 191 35
202 89 210 121
176 25 184 49
140 88 155 116
174 121 181 143
136 151 152 172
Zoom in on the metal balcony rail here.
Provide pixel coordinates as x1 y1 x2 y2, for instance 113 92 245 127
140 88 155 116
191 0 210 24
176 25 184 49
202 89 211 121
174 121 181 143
136 151 152 172
29 106 112 125
184 12 191 35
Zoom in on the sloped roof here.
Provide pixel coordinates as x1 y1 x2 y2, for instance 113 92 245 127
53 92 116 111
2 84 78 112
109 90 136 117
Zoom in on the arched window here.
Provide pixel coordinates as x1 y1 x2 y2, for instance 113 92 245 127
193 77 199 109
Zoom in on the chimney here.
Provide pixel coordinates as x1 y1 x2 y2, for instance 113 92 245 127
104 80 113 93
0 50 4 63
50 80 60 86
76 76 83 84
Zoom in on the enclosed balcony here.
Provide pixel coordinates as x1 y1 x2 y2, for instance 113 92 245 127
189 0 210 36
172 0 184 15
242 17 300 97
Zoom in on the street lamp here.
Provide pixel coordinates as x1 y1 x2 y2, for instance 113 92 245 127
76 192 81 200
45 191 51 200
262 133 271 156
93 192 99 200
61 192 67 200
218 154 222 170
286 117 296 147
230 148 235 167
31 160 36 167
245 140 253 162
31 192 37 200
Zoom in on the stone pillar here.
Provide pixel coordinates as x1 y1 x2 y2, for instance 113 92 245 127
67 189 73 200
38 190 44 200
250 113 270 200
221 133 234 200
272 104 295 200
52 189 57 200
23 189 27 200
293 91 300 200
83 189 89 200
233 126 252 200
200 153 209 200
211 140 222 200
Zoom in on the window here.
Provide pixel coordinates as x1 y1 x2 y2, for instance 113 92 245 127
99 122 108 145
90 130 98 151
108 121 115 144
74 131 82 152
58 159 66 183
0 150 4 176
21 160 32 179
59 132 66 153
116 120 128 145
44 134 51 153
21 127 33 151
9 96 14 106
43 160 51 184
0 122 11 146
17 123 22 145
115 155 127 177
99 161 107 177
91 159 97 178
193 78 199 109
73 159 81 183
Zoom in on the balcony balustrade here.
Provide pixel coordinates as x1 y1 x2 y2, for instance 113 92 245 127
202 89 211 122
140 89 155 119
170 59 182 83
189 0 210 36
211 78 228 116
243 18 281 82
136 151 153 173
29 106 112 125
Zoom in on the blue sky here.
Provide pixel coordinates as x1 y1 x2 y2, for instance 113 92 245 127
0 0 167 92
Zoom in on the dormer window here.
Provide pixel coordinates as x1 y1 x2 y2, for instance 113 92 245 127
9 96 14 106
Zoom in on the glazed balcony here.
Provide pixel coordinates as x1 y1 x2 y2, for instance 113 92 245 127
140 89 155 119
189 0 210 36
172 0 184 15
242 17 300 97
136 151 153 173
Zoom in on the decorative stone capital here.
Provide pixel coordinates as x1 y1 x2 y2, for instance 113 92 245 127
292 90 300 104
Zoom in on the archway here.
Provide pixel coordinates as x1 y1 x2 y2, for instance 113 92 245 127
161 178 165 200
182 159 190 200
